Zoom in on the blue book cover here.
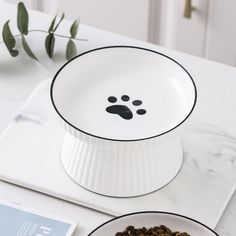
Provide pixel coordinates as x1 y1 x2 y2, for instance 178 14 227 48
0 200 77 236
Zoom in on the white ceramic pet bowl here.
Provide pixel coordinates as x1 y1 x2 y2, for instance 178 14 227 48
51 46 197 197
88 211 218 236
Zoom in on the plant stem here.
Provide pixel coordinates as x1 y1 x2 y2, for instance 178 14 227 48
0 29 88 45
28 29 88 41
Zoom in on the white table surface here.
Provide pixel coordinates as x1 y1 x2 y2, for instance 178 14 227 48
0 2 235 235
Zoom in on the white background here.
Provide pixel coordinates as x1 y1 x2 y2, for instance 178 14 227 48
4 0 236 66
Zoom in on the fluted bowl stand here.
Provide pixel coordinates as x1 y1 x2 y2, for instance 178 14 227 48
61 129 183 197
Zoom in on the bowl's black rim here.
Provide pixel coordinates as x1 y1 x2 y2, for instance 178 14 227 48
88 211 219 236
50 45 197 142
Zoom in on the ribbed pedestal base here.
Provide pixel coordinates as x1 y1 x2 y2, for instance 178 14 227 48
61 133 183 197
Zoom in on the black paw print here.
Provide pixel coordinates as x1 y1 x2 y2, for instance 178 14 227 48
106 95 147 120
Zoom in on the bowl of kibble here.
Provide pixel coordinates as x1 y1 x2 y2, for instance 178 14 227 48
88 211 219 236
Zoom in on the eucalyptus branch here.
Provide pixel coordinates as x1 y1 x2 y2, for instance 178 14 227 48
28 29 88 41
1 1 87 61
0 29 87 44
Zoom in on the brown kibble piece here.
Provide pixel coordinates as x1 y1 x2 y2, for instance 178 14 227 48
127 226 135 231
115 233 123 236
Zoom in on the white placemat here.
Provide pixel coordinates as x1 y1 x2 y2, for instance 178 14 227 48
0 79 235 229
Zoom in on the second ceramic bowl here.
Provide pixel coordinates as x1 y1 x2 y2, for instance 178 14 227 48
89 211 218 236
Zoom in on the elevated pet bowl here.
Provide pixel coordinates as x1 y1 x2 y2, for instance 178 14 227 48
50 46 197 197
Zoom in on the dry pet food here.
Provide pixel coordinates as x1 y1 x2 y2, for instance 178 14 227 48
115 225 190 236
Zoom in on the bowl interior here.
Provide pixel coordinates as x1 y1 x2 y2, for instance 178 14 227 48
51 46 196 141
89 212 218 236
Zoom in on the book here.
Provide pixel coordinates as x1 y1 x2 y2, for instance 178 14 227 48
0 199 77 236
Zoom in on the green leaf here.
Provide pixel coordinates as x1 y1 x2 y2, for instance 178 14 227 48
17 2 29 35
70 19 79 38
45 33 55 58
66 39 77 60
22 35 38 60
48 15 57 33
53 13 65 32
2 21 19 57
